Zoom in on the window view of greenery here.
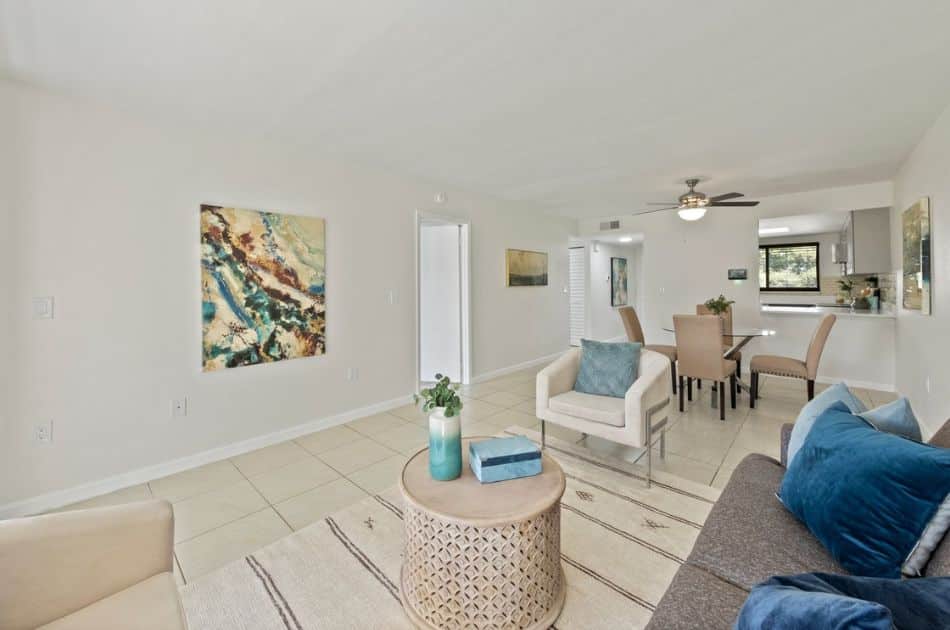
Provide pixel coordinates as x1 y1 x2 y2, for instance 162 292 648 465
759 243 819 290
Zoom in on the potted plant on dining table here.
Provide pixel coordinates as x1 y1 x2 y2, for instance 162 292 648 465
703 294 736 333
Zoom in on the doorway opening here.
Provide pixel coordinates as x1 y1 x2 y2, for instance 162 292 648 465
416 213 471 387
568 245 587 346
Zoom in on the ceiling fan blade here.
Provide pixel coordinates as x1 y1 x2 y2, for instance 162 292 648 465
633 206 679 215
710 201 760 207
708 192 744 202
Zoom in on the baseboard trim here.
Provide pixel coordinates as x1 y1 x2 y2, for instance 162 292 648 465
0 394 413 520
771 374 895 393
471 350 567 384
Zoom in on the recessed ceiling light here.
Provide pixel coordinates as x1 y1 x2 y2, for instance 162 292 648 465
759 226 790 235
619 236 633 243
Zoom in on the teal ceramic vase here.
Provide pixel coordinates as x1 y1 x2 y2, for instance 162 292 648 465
428 408 462 481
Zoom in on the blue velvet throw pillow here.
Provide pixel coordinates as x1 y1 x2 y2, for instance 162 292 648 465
859 397 922 442
573 339 640 398
735 573 950 630
786 382 866 467
779 402 950 578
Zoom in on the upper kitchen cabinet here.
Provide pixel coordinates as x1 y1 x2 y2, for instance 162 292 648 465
837 207 892 274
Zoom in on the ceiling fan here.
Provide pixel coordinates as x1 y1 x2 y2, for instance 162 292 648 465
638 178 760 221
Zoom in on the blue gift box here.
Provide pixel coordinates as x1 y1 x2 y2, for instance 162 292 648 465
469 436 542 483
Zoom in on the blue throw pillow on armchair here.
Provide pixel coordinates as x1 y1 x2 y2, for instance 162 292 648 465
779 402 950 578
573 339 640 398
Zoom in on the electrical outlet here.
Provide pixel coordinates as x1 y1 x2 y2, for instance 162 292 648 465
171 398 187 417
346 367 359 381
35 420 53 444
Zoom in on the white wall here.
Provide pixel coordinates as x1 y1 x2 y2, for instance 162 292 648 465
586 242 641 341
419 224 461 382
891 102 950 437
0 81 576 508
578 182 893 347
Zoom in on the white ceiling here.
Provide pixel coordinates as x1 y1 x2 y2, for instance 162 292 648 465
759 212 850 238
2 1 950 218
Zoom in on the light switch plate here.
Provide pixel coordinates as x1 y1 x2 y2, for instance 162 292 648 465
32 296 54 319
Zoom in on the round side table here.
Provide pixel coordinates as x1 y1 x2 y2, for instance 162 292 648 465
399 437 566 630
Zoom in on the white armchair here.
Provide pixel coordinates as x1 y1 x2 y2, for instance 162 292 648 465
536 348 672 486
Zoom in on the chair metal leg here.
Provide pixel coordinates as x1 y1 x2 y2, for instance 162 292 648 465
719 382 726 421
678 375 685 412
541 420 546 449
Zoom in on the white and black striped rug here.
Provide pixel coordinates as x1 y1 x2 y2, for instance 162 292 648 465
180 427 719 629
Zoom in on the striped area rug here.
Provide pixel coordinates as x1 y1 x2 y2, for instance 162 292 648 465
180 427 719 629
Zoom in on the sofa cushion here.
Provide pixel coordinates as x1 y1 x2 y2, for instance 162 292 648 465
574 339 640 398
688 454 844 590
39 572 186 630
779 402 950 578
786 382 866 467
645 563 749 630
549 390 626 427
859 397 922 442
749 355 806 379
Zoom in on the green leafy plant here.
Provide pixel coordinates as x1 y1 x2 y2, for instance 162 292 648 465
414 374 463 417
703 294 735 315
837 279 854 296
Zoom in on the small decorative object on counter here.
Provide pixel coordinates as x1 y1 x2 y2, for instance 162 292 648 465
415 374 463 481
469 436 542 483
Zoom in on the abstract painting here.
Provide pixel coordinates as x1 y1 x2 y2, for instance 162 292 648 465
506 249 548 286
611 257 628 306
902 197 931 314
201 204 326 371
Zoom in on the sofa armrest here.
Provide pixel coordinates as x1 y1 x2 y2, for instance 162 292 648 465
0 499 175 629
536 348 581 416
780 423 794 468
624 350 673 448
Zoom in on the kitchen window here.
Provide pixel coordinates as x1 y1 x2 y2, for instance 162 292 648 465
759 242 820 291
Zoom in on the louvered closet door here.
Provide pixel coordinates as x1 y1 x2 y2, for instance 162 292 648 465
569 246 586 346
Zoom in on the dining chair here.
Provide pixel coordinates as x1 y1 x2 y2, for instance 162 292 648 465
750 314 836 404
695 304 742 388
673 315 737 421
618 306 679 393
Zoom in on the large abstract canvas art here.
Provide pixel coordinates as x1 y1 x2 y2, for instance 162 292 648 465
902 197 931 315
611 257 628 306
201 204 326 371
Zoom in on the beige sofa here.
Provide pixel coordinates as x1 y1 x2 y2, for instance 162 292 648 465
536 347 672 484
0 500 187 630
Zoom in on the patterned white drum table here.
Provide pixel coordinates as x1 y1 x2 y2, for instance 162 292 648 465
399 436 567 630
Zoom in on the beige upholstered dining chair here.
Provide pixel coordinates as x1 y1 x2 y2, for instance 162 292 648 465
0 500 187 630
618 306 679 393
750 314 836 403
673 315 737 421
695 304 742 386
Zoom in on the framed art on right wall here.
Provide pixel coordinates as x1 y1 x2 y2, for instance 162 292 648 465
902 197 931 314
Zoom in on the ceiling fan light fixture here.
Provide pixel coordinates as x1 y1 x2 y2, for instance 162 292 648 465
677 207 707 221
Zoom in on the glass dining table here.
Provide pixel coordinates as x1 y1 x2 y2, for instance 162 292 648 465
661 326 776 408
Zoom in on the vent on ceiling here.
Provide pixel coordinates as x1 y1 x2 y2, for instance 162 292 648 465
599 220 621 231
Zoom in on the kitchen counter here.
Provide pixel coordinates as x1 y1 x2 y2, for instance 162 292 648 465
756 304 895 390
760 305 896 319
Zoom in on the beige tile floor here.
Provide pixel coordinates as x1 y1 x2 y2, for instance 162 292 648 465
53 367 898 584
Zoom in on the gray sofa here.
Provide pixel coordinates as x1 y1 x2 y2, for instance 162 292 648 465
645 420 950 629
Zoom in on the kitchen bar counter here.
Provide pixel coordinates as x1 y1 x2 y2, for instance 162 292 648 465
756 304 895 390
760 305 896 319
